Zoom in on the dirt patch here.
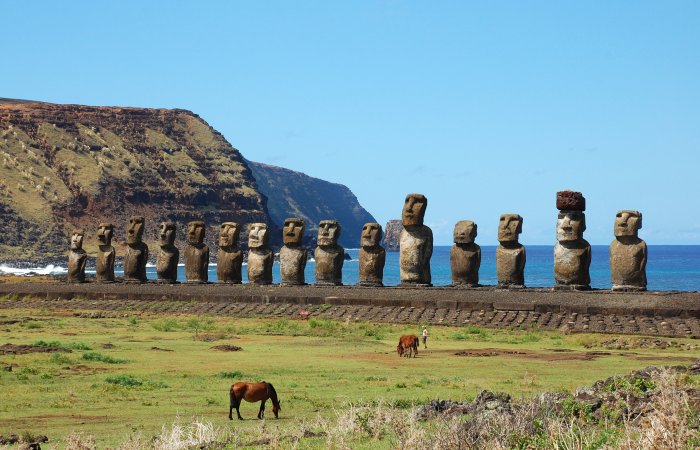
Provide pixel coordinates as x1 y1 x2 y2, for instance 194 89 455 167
150 346 174 352
585 337 700 351
211 345 242 352
101 343 115 349
0 343 71 355
452 348 616 361
66 364 108 373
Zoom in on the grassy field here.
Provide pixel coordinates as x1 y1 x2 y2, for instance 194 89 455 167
0 306 699 448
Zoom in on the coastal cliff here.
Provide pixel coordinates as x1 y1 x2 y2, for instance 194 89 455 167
382 220 403 252
248 161 376 248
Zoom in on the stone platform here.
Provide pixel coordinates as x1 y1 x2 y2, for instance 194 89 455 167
0 283 699 337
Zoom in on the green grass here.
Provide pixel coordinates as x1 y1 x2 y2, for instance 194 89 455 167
0 307 698 448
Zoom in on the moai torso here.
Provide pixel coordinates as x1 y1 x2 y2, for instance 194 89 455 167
496 214 525 287
67 232 87 283
399 194 432 286
95 223 115 282
156 222 179 283
610 210 647 291
315 220 344 286
247 223 273 284
358 222 385 287
217 222 242 284
554 191 590 290
124 216 149 282
280 218 307 285
184 221 209 283
450 221 480 286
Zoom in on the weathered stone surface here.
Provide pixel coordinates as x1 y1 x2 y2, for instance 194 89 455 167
95 223 115 282
217 222 242 284
156 222 179 283
123 216 148 282
554 209 591 290
450 221 480 287
67 231 86 283
382 220 403 252
315 220 344 286
247 223 273 285
496 214 525 288
400 194 432 286
556 190 586 211
359 222 385 287
280 218 307 286
184 221 209 283
610 210 647 291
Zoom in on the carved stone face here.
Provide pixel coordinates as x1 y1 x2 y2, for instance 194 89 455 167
97 223 113 246
615 210 642 237
318 220 341 246
361 223 382 247
498 214 523 243
70 232 84 251
219 222 240 247
127 216 145 245
159 222 176 246
283 218 305 245
248 223 269 248
187 221 206 245
453 221 477 244
402 194 427 227
557 211 586 242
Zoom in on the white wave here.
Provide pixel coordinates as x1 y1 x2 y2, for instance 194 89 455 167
0 264 67 276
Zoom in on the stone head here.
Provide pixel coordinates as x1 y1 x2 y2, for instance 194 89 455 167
453 220 477 244
283 218 305 245
318 220 341 246
96 223 114 246
402 193 427 228
498 214 523 243
248 223 269 249
127 216 145 245
70 231 84 251
219 222 240 247
615 210 642 237
187 221 206 245
159 222 177 246
557 211 586 243
361 223 383 247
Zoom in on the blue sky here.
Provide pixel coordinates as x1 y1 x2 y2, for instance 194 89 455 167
3 1 699 245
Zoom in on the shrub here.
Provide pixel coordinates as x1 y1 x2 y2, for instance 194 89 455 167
82 352 128 364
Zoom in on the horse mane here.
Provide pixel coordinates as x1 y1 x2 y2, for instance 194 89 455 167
266 382 280 409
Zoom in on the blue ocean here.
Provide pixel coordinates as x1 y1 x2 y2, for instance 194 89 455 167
123 245 700 291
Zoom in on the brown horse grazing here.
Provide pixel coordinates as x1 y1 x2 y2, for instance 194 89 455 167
397 335 419 358
229 381 281 420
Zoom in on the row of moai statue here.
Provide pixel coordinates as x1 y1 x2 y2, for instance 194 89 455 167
67 190 647 290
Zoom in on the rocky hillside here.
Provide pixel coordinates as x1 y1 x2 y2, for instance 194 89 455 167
0 101 273 261
248 161 376 248
382 219 403 251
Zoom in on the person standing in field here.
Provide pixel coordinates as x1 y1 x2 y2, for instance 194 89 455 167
422 326 429 349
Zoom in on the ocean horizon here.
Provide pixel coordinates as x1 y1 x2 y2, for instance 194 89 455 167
2 245 699 292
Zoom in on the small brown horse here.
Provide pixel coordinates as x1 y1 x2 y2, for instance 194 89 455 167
229 381 281 420
397 335 419 358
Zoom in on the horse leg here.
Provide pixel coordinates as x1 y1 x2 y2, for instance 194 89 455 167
231 392 243 420
258 399 267 419
229 391 234 420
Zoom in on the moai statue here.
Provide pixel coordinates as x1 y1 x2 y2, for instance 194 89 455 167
359 222 385 287
280 218 307 286
554 191 591 290
315 220 344 286
184 221 209 283
496 214 526 288
610 210 647 291
217 222 243 284
95 223 115 282
247 223 273 285
450 221 480 287
399 193 433 286
123 216 149 282
67 231 87 283
156 222 179 283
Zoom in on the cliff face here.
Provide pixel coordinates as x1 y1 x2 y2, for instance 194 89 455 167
248 161 376 248
0 102 272 260
382 220 403 252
